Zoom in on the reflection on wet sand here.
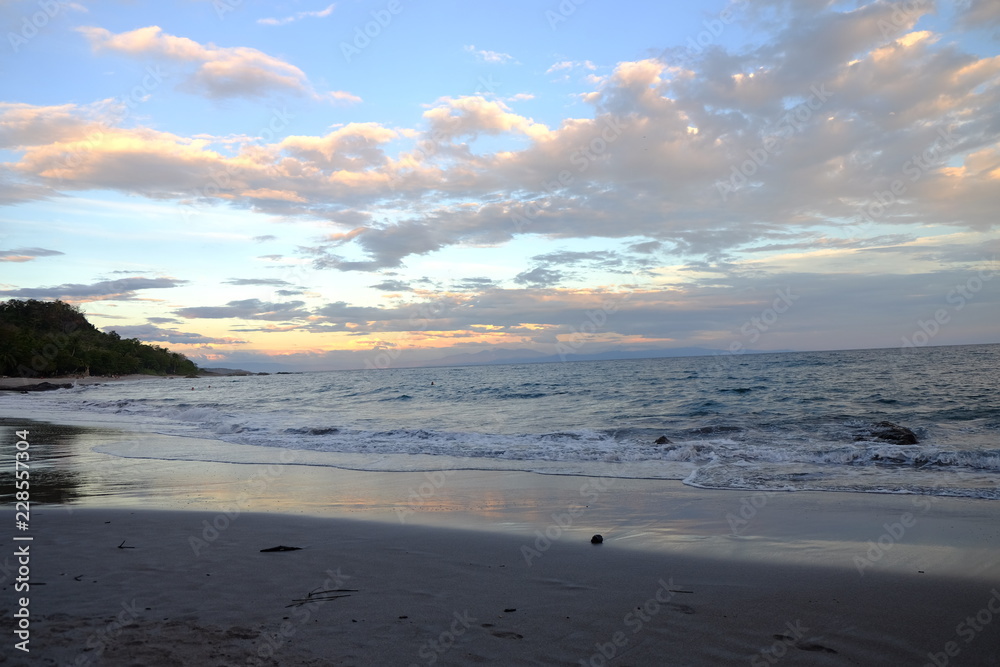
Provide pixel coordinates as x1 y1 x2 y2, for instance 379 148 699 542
0 420 140 504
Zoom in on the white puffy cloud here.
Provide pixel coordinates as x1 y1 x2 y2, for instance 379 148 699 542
76 25 359 104
421 96 551 142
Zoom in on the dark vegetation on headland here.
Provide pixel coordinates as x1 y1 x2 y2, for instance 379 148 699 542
0 299 199 377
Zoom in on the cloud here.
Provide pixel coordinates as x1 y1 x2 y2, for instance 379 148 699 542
421 96 550 142
0 167 53 205
514 267 564 287
175 298 310 321
452 277 498 291
955 0 1000 30
253 235 277 243
258 3 336 26
464 45 518 64
531 250 623 268
76 25 359 103
241 188 307 202
278 123 399 170
0 101 99 148
1 277 186 301
546 60 596 74
9 119 233 196
371 279 412 292
628 241 663 254
102 324 247 345
0 247 64 262
314 300 392 321
223 278 293 286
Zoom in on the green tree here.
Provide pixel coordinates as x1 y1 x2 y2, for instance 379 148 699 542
0 299 201 377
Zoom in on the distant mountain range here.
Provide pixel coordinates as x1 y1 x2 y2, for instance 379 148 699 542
421 346 733 367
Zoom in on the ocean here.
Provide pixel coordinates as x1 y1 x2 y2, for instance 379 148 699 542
3 344 998 499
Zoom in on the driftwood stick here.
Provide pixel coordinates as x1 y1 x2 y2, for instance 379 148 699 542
285 594 352 608
309 588 358 595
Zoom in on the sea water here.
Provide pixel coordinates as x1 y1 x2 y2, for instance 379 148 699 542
2 344 998 499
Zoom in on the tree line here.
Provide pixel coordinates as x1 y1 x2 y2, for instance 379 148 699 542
0 299 199 377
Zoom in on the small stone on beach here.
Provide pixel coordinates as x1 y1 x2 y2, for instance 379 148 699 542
591 534 604 544
260 545 303 552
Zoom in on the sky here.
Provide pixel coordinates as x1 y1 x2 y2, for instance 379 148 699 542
1 0 998 371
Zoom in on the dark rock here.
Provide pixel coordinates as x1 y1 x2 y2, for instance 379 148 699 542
654 435 672 445
259 545 303 552
284 426 339 436
856 421 918 445
0 382 73 392
590 534 604 544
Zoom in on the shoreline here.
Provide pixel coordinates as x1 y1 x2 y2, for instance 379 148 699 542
0 373 237 389
2 417 999 534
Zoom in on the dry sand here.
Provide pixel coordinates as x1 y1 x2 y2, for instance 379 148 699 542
3 497 1000 665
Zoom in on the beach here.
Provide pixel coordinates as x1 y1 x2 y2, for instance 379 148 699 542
3 419 1000 665
4 0 999 662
